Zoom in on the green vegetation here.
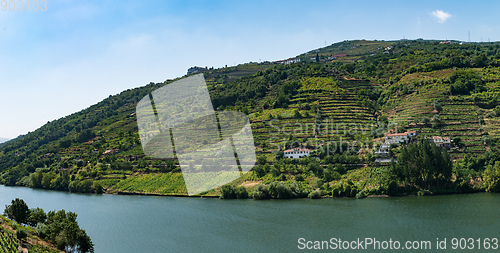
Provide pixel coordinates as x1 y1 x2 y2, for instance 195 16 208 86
3 198 94 252
483 161 500 192
1 39 500 198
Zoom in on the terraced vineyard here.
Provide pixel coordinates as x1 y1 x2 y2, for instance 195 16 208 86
250 79 377 160
0 230 18 253
383 69 491 159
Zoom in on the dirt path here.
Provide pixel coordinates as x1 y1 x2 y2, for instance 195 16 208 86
241 180 262 188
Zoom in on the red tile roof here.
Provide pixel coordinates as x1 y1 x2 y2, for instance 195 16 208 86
386 133 408 137
284 148 311 152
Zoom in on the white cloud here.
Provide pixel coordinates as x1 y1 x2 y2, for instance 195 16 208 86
431 10 452 23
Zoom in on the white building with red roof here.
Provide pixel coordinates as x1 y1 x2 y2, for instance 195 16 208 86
283 148 311 159
384 131 418 145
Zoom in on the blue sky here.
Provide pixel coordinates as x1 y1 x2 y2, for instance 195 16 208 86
1 0 499 139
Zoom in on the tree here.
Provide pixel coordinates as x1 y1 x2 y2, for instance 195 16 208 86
432 115 441 128
295 174 304 182
433 101 442 112
235 186 248 199
275 151 284 161
256 156 266 165
453 137 463 148
41 172 57 189
422 116 430 125
76 129 95 143
483 161 500 192
76 229 95 253
45 209 94 253
220 185 236 199
253 165 266 178
31 170 43 188
379 114 389 125
394 139 452 189
36 223 47 239
4 198 30 225
93 182 104 194
270 166 281 177
493 105 500 117
27 207 47 227
294 109 302 119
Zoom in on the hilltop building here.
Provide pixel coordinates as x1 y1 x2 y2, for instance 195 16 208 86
274 58 301 65
187 66 208 75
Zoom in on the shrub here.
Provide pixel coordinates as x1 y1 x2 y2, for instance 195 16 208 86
27 207 47 227
256 156 266 165
422 117 430 125
252 184 271 200
315 179 324 188
16 228 28 240
270 166 281 177
355 190 367 199
220 185 237 199
494 105 500 117
483 161 500 192
253 165 266 178
308 189 322 199
433 101 442 112
36 223 47 239
93 181 104 194
235 186 249 199
331 180 358 197
295 174 304 182
294 109 302 119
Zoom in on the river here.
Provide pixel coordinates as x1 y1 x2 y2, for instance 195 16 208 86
1 185 499 252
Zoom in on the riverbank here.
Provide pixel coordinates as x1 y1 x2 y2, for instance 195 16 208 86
0 182 488 201
111 190 219 198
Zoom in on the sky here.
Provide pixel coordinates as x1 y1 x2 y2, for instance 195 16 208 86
1 0 499 139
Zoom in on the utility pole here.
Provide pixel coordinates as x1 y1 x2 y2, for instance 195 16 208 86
468 31 470 43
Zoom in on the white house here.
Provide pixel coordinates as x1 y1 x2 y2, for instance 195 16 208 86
375 144 390 156
385 133 409 144
384 131 418 145
431 136 451 148
283 148 311 159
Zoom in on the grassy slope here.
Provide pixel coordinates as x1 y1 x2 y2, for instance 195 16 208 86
300 40 393 63
0 216 60 253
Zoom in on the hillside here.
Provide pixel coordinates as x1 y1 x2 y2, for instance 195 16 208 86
0 216 60 253
1 39 500 198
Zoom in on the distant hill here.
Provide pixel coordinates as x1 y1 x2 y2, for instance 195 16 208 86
1 39 500 197
0 138 9 144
